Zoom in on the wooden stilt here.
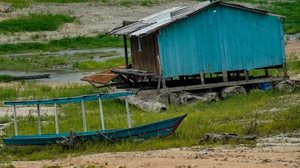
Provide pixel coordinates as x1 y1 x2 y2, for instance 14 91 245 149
125 97 132 128
81 99 87 132
264 68 269 77
98 98 105 130
13 105 18 136
222 71 228 82
283 63 288 79
54 103 59 134
200 71 205 85
157 75 162 90
37 104 42 135
162 77 166 88
244 70 249 81
123 35 129 69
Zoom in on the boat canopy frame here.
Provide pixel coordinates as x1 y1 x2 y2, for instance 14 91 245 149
4 91 133 136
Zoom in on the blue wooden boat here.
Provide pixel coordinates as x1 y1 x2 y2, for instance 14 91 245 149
2 91 186 146
3 114 186 146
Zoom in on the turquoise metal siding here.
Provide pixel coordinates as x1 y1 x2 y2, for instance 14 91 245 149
158 5 285 78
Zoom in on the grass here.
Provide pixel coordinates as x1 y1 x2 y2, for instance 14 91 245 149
0 51 119 71
0 75 13 83
74 57 126 70
0 34 124 55
0 14 75 33
0 83 299 161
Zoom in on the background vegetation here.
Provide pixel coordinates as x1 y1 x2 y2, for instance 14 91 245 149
0 51 120 71
0 14 75 33
0 34 124 54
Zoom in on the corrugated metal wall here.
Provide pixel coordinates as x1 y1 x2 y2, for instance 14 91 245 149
158 5 285 78
130 34 160 73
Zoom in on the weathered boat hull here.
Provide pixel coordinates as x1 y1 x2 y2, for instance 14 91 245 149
3 114 186 146
12 74 50 81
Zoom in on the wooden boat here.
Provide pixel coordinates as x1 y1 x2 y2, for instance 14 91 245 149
3 114 186 146
2 91 186 146
12 73 50 81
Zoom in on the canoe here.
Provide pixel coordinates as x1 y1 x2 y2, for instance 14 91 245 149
3 114 186 146
12 74 50 81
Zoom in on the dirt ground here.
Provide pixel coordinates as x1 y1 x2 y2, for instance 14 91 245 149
10 133 300 168
286 40 300 56
0 1 196 44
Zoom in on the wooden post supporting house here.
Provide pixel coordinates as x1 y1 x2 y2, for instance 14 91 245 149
200 71 205 84
222 71 228 82
123 35 129 69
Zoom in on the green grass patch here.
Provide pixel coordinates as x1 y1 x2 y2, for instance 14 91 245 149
0 84 300 161
0 14 75 33
0 75 13 83
0 51 118 71
0 34 124 54
74 57 126 70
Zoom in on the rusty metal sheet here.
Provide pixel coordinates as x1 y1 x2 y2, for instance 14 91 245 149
81 70 118 84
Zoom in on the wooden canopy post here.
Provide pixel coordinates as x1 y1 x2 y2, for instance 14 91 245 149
13 105 18 136
81 99 87 132
125 96 132 128
54 103 59 134
98 97 105 130
37 104 42 135
123 35 129 69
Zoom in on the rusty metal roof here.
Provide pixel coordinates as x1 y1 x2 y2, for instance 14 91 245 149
81 70 119 85
109 0 283 37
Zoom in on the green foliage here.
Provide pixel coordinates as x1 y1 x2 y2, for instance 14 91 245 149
75 57 125 70
0 84 300 161
0 34 124 55
0 75 13 82
0 51 118 71
0 115 11 124
287 59 300 72
0 14 75 32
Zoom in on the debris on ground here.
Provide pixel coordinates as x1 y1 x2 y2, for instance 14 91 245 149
274 79 296 93
199 133 256 144
220 86 247 99
0 2 12 13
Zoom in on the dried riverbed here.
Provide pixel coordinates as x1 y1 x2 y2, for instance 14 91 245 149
6 131 300 168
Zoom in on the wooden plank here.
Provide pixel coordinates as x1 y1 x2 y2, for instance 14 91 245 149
166 77 283 92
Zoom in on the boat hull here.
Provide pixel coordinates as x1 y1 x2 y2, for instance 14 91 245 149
3 114 187 146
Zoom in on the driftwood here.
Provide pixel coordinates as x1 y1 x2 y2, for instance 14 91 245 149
124 95 167 112
57 130 80 148
199 133 256 144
